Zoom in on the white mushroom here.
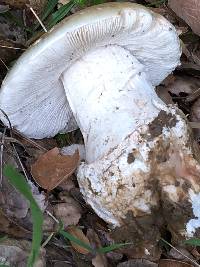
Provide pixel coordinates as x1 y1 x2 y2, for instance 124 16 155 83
0 2 180 138
1 2 200 250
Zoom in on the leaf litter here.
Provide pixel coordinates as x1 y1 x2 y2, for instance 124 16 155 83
31 147 79 191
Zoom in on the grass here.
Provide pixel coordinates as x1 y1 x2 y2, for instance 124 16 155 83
3 165 43 267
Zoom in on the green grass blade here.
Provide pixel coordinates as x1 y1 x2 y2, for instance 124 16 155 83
184 238 200 246
60 227 131 255
59 229 94 253
3 165 43 267
32 0 59 31
97 242 132 254
46 1 76 29
41 0 59 21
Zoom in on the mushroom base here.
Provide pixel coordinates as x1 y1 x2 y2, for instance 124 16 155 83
77 105 200 257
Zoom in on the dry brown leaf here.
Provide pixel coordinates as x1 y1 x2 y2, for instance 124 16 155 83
53 196 82 227
159 259 193 267
0 238 46 267
31 147 79 191
0 209 31 239
168 0 200 36
67 226 91 255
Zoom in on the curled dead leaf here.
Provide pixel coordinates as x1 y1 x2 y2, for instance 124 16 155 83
31 148 79 191
168 0 200 36
159 259 194 267
67 226 91 255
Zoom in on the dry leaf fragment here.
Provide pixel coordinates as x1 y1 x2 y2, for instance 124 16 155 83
53 196 82 227
67 226 91 255
0 238 46 267
168 0 200 36
159 259 193 267
31 148 79 191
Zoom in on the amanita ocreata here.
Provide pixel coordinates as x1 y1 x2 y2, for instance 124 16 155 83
1 2 200 257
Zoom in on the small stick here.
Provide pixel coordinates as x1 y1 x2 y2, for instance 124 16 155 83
160 238 200 267
29 7 48 33
13 129 47 152
0 45 26 50
46 210 59 224
0 58 9 70
0 128 6 186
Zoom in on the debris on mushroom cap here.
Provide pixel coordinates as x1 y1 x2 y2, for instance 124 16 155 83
0 2 180 138
168 0 200 36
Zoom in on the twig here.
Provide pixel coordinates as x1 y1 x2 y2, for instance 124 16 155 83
0 57 9 70
46 210 59 224
13 129 47 152
29 7 48 33
160 238 200 267
0 128 6 186
0 45 26 50
42 232 55 248
0 108 47 152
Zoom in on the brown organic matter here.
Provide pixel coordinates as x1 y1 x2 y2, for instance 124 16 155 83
1 0 47 11
159 259 193 267
169 0 200 36
31 148 79 191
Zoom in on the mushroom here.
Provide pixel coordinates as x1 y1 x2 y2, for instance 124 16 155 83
1 2 200 256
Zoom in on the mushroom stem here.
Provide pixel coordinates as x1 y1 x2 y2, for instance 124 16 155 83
62 45 163 163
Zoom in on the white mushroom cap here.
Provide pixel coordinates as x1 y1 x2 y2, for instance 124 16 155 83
0 2 181 138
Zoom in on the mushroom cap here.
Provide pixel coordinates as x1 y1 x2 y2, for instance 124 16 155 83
0 2 181 138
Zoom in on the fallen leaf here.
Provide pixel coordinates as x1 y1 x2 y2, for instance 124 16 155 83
159 259 193 267
31 148 79 191
67 226 91 255
0 238 46 267
0 209 31 238
168 0 200 36
92 254 108 267
53 196 82 227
